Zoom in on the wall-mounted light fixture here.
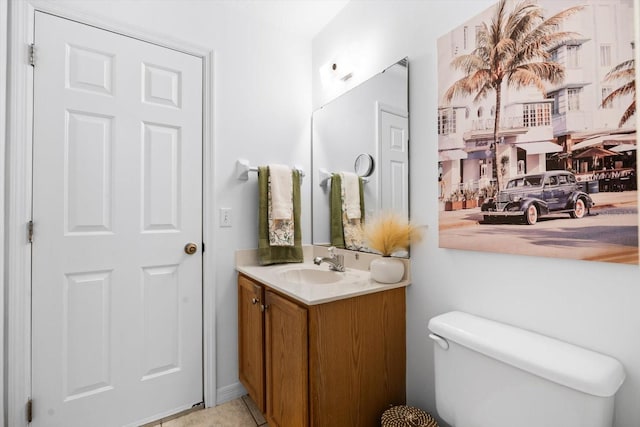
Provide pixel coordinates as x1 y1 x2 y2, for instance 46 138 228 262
319 58 353 88
330 62 353 81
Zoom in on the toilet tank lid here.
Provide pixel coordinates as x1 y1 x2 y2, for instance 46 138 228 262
428 311 625 397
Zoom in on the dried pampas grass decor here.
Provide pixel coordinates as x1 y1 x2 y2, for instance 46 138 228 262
364 212 423 256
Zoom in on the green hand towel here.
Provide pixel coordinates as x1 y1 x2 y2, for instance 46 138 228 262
258 166 303 265
330 173 345 248
330 174 366 249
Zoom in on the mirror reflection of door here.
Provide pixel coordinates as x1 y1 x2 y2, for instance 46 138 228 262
379 105 409 218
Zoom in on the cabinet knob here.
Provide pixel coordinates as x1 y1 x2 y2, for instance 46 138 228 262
252 297 259 305
261 304 269 312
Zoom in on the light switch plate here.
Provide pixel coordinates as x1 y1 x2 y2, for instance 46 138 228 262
220 208 232 227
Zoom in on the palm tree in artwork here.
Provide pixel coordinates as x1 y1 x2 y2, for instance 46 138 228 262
601 58 636 127
443 0 583 189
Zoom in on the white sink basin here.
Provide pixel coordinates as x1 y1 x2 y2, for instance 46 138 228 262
279 268 343 285
276 266 362 285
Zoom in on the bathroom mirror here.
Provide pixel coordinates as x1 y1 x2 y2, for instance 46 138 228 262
312 58 409 257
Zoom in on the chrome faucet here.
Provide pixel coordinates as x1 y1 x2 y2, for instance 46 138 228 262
313 246 345 272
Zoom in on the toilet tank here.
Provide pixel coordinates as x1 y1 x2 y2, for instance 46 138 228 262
428 311 625 427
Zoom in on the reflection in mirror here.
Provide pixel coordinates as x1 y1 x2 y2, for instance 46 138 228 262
312 58 409 257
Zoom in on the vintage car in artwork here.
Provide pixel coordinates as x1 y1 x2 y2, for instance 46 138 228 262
480 171 595 225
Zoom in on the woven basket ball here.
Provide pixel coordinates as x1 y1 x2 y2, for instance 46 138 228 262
381 405 439 427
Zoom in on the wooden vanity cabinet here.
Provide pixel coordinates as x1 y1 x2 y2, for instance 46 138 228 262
238 275 266 411
238 273 406 427
264 290 309 427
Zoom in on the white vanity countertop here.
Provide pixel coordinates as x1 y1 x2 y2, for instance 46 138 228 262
235 246 411 306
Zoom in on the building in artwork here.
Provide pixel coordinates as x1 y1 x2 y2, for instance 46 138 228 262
437 0 636 206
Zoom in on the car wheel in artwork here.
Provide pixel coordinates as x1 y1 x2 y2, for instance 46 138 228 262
525 205 538 225
570 198 586 219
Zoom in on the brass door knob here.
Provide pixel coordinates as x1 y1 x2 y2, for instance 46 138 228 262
184 243 198 255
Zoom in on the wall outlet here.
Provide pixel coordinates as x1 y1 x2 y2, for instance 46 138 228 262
220 208 232 227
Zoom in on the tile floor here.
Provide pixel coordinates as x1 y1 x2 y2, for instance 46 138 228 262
150 395 268 427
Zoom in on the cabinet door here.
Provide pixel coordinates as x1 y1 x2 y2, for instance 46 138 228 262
265 290 308 427
308 287 406 426
238 275 265 412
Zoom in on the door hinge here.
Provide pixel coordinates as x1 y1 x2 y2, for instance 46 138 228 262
27 220 34 243
26 399 33 423
28 43 35 67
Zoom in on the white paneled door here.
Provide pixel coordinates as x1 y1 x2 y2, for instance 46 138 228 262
32 12 203 427
379 108 409 217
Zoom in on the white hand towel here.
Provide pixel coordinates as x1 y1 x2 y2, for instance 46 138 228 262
340 171 361 220
269 164 293 220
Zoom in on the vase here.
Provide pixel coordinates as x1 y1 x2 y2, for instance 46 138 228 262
370 257 405 283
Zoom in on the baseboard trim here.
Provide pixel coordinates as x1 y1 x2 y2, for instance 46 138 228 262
215 382 247 405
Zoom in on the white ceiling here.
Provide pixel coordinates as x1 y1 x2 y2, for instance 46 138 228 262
235 0 350 38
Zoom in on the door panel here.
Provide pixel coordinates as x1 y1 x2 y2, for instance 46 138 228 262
379 109 409 217
64 270 113 401
142 122 182 231
32 12 203 427
65 110 114 234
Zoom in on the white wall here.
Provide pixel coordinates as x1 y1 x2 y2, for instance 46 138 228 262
312 2 640 426
15 0 315 403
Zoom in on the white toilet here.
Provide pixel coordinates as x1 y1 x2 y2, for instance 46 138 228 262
428 311 625 427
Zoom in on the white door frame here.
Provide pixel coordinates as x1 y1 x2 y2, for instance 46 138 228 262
5 2 217 426
0 0 8 424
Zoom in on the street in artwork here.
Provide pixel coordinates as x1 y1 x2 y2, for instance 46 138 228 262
439 191 638 264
